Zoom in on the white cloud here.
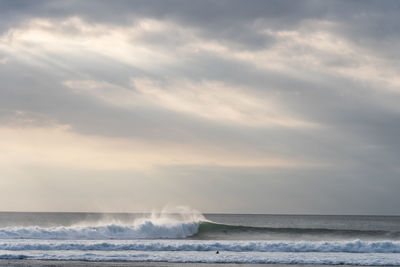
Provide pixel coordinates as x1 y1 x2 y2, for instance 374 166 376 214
222 23 400 93
0 17 179 71
3 16 398 94
133 78 316 128
0 125 317 171
63 80 141 107
64 77 316 128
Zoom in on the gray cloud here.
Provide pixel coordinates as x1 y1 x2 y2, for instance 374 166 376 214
1 1 398 49
0 0 400 213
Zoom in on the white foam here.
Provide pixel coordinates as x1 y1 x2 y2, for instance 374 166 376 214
0 208 205 240
0 221 199 240
1 250 400 265
2 239 400 253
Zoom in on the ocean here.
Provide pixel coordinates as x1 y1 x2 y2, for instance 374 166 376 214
0 212 400 265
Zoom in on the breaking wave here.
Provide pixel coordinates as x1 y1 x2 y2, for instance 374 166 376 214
2 210 400 265
2 240 400 253
1 221 400 240
0 208 206 240
0 222 199 240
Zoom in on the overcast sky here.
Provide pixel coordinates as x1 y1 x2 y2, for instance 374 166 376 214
0 0 399 214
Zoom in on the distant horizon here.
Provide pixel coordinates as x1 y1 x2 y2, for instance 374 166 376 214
1 210 399 217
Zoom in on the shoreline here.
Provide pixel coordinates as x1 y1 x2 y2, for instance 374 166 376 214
0 260 387 267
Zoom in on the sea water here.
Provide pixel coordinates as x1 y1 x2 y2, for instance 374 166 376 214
0 212 400 265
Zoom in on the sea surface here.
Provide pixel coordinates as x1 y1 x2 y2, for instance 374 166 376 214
0 212 400 265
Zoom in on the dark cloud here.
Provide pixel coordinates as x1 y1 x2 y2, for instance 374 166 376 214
1 0 400 213
1 0 398 50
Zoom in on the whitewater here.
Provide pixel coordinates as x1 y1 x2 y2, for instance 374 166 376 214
1 212 400 265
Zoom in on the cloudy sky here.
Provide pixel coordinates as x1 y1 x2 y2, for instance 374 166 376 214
0 0 399 214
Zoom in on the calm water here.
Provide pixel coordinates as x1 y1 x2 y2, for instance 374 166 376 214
0 212 400 264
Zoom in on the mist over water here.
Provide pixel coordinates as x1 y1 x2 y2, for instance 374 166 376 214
0 206 206 239
1 211 400 264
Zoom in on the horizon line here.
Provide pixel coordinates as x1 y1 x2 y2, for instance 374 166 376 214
1 210 399 217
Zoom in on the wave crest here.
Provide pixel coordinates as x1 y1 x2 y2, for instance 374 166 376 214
0 206 207 240
0 221 199 239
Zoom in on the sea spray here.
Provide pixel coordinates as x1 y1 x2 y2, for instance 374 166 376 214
1 213 400 265
0 206 206 240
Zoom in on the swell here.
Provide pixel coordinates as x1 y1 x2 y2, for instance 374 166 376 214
196 222 400 238
2 240 400 253
0 221 199 240
1 221 399 240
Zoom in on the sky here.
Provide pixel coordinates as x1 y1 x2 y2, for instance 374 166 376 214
0 0 400 214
